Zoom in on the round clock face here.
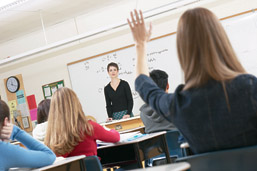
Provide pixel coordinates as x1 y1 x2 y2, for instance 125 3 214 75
6 76 20 93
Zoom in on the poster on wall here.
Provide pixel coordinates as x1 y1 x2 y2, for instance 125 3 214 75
42 80 64 99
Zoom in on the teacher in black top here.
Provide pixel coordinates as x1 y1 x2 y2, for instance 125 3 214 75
104 62 134 121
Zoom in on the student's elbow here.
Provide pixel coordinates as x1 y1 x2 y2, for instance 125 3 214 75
111 130 120 142
47 151 56 165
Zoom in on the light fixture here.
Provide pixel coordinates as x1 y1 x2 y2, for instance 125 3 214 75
0 0 30 12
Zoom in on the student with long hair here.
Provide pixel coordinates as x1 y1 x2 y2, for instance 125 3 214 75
104 62 134 121
0 100 55 170
44 87 120 157
127 8 257 154
33 99 51 142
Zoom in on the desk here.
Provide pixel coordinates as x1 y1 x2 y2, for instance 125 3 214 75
100 116 144 132
97 131 171 168
32 155 86 171
131 162 190 171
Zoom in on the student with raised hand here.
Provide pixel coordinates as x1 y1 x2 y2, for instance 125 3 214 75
104 62 134 121
44 87 120 157
128 8 257 154
33 99 50 142
0 100 56 170
140 69 177 133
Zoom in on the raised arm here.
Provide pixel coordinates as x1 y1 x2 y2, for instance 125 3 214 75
0 125 56 170
127 10 152 77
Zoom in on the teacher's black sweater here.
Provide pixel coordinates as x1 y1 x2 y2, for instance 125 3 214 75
104 80 133 118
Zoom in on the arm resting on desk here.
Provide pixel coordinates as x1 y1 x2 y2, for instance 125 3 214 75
92 121 120 142
0 125 56 170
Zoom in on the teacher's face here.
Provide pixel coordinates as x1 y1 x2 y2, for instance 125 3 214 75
108 66 119 78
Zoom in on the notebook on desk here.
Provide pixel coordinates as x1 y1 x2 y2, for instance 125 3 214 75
97 131 146 146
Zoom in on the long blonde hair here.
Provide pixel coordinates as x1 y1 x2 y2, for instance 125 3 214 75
177 8 245 90
44 87 93 156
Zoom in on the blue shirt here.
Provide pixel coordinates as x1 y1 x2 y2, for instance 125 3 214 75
135 74 257 154
0 125 56 171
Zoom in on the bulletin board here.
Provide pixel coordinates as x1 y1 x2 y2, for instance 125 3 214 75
42 80 64 99
4 74 33 132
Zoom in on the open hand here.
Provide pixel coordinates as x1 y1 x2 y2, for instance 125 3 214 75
127 9 152 45
0 117 13 141
122 114 130 119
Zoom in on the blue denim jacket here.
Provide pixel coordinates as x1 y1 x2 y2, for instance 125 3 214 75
135 74 257 154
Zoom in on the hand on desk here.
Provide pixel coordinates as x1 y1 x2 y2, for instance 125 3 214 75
122 114 130 119
106 118 113 122
0 117 13 142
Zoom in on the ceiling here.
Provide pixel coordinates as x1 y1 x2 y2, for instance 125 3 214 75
0 0 124 44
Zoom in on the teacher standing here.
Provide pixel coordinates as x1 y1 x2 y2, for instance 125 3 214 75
104 62 134 121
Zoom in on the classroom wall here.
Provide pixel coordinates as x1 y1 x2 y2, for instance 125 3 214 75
0 0 257 109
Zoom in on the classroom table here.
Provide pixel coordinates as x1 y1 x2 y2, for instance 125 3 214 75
131 162 190 171
100 116 144 132
97 131 171 168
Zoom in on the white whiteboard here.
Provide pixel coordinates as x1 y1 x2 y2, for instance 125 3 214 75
68 10 257 123
68 34 182 123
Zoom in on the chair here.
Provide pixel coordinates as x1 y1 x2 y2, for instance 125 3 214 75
83 155 103 171
146 130 184 166
176 145 257 171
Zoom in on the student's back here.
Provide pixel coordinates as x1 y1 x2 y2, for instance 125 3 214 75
170 74 257 153
127 8 257 155
45 87 120 158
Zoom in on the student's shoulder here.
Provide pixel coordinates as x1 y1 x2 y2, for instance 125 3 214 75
233 74 257 85
88 120 101 128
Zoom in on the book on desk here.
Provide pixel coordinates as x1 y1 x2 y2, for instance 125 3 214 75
97 131 147 146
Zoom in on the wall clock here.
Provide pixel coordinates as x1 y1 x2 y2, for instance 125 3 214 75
6 76 20 93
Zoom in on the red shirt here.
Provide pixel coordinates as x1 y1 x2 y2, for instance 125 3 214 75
62 120 120 157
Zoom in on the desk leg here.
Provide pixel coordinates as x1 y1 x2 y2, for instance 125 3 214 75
161 134 171 164
134 143 143 168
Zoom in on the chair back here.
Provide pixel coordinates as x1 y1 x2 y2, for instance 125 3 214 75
84 155 103 171
176 145 257 171
165 130 183 158
146 130 183 166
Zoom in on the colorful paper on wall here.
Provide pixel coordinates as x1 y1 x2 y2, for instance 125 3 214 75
8 100 17 120
27 95 37 109
22 117 29 129
16 90 26 104
30 108 37 121
17 103 30 117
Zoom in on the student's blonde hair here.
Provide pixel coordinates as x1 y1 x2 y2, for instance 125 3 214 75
177 7 245 90
44 87 93 156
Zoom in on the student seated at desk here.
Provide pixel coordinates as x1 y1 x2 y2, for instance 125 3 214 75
140 69 177 134
44 87 120 157
0 100 56 170
128 8 257 154
33 99 50 143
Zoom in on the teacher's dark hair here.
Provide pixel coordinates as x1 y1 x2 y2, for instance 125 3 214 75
37 99 51 124
107 62 119 72
0 100 10 125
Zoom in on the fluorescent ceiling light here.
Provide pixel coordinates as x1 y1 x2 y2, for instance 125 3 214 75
0 0 30 12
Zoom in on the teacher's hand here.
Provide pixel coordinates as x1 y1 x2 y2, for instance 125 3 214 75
106 118 113 122
122 114 130 119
